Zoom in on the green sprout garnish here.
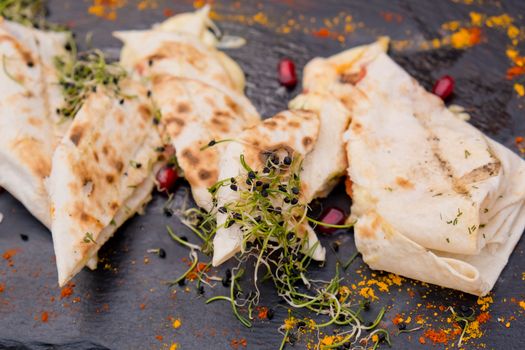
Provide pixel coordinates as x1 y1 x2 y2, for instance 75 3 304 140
0 0 66 30
168 151 381 348
447 306 476 347
54 50 127 119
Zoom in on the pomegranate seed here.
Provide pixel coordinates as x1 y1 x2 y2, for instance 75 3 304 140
156 165 179 193
318 207 346 234
432 75 454 100
278 59 297 88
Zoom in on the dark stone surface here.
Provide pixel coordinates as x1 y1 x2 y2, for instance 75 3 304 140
1 1 525 349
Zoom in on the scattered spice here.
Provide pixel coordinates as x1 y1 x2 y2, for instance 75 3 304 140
514 83 524 97
424 328 448 344
172 318 182 329
41 311 49 323
0 283 4 293
60 282 75 299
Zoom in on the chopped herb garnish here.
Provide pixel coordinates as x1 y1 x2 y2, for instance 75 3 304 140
464 149 471 158
83 232 96 244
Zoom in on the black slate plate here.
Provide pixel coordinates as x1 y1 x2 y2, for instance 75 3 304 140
1 1 525 349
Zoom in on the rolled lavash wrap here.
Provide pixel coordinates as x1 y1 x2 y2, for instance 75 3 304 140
0 17 70 228
304 39 525 296
115 6 260 211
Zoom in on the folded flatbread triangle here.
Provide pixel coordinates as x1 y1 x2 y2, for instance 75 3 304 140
115 7 260 211
0 18 69 227
212 110 325 266
48 80 162 286
305 39 525 296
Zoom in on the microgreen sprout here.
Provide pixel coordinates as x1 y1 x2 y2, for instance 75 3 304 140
447 306 476 347
0 0 65 30
54 49 127 119
168 152 384 348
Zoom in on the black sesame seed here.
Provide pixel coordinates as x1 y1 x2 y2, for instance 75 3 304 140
297 321 306 328
255 180 263 187
331 242 339 252
398 323 406 330
278 185 287 192
163 208 173 217
208 140 216 147
20 234 28 241
177 278 186 286
153 118 160 125
291 187 300 195
155 146 165 152
148 59 153 67
261 189 268 197
230 184 238 191
283 156 292 165
284 197 291 203
291 198 299 205
267 308 274 320
147 90 152 97
263 167 270 174
221 276 230 287
225 220 234 228
197 285 204 294
254 216 262 222
180 236 188 242
119 99 125 105
262 183 270 190
218 206 227 214
246 178 252 185
27 61 34 68
230 177 236 183
91 86 97 93
64 42 72 51
158 248 166 258
363 300 371 311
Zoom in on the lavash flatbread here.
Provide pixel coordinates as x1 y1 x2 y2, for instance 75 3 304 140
0 18 69 227
289 93 351 202
152 75 259 210
115 7 259 211
114 5 244 92
212 110 324 266
48 80 162 286
307 39 525 295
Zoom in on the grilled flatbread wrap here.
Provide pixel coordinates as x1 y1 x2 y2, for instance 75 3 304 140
0 18 69 227
153 75 259 210
48 80 162 286
289 93 351 202
114 5 244 92
307 39 525 295
212 110 325 266
115 7 259 211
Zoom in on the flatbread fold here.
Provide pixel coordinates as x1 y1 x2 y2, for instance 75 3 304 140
305 39 525 296
212 110 324 266
115 6 260 211
48 80 162 286
0 18 69 227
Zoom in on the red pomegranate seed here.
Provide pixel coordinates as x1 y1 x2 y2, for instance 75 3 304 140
432 75 454 100
318 207 346 234
156 165 179 193
278 59 297 88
